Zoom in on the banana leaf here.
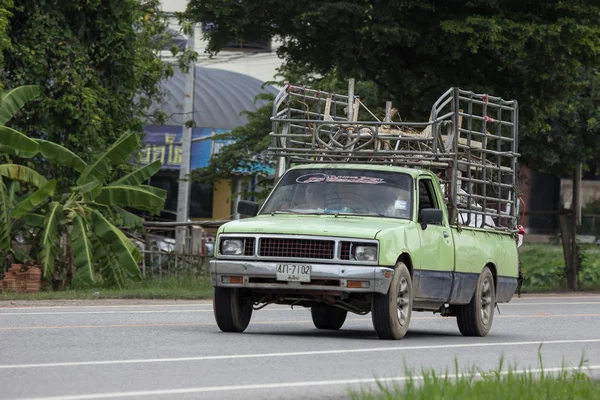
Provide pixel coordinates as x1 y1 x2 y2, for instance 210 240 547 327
90 210 141 281
70 214 95 283
37 140 87 172
0 126 39 157
89 234 124 287
0 164 48 187
138 185 168 199
115 206 144 230
0 180 9 251
23 213 45 227
0 85 42 125
39 202 64 279
71 180 102 200
11 180 56 218
95 185 166 214
77 132 140 185
109 160 162 187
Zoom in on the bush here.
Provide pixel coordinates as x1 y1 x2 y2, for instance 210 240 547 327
519 244 600 291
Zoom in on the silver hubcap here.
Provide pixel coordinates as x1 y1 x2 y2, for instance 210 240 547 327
480 278 492 326
396 277 410 326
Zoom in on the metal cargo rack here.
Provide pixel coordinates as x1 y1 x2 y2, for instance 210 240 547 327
268 81 520 231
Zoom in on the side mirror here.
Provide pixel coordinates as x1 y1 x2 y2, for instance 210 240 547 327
237 200 259 217
420 208 443 226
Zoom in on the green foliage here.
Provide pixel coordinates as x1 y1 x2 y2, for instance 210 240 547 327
349 360 600 400
1 126 167 287
519 244 600 291
0 0 12 90
0 0 183 186
185 0 600 178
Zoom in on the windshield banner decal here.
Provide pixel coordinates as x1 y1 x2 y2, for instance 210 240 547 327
296 173 385 185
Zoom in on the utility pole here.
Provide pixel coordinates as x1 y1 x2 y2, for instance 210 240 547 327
567 162 582 290
175 24 196 253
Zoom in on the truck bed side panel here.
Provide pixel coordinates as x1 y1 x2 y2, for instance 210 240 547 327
450 228 518 304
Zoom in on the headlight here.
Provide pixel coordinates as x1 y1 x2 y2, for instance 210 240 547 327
354 245 377 262
221 239 243 255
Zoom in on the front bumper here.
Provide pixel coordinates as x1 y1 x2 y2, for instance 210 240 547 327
210 259 394 295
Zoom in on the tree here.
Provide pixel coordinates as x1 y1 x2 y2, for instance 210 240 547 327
0 0 191 185
184 0 600 170
533 69 600 290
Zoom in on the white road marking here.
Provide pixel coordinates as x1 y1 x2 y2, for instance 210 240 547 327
17 365 600 400
1 338 599 370
0 303 212 310
0 308 308 316
0 310 212 315
504 302 600 306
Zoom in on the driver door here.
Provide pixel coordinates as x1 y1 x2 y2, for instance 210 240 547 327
414 178 455 301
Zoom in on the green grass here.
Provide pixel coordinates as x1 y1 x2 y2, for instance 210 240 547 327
0 275 213 301
350 362 600 400
519 244 600 292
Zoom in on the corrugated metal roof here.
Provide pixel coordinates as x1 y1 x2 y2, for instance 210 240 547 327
151 66 277 130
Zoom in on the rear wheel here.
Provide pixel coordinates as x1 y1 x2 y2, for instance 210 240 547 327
213 287 253 332
371 262 413 340
311 305 347 330
456 266 495 336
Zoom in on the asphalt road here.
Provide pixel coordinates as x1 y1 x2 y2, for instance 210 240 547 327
0 295 599 400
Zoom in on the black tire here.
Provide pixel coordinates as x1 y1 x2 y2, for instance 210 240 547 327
371 262 413 340
311 305 347 330
457 266 495 337
213 287 252 333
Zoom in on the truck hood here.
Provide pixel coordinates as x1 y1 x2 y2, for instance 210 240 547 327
220 214 409 239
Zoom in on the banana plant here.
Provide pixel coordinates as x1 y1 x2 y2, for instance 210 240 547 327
0 85 166 287
1 127 166 287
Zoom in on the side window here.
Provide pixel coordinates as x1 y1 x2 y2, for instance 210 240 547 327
418 179 439 219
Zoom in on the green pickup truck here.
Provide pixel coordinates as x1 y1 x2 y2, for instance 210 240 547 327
210 84 521 340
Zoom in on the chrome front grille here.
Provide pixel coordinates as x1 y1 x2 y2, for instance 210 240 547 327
259 238 335 260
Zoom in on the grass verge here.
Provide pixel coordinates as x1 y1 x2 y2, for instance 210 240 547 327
519 244 600 292
0 275 213 301
350 362 600 400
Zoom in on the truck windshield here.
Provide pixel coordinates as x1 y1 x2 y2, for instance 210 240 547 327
260 169 413 219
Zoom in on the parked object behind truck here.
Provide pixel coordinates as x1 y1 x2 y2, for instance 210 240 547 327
210 82 521 339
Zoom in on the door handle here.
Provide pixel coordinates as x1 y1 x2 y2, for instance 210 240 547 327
443 231 449 238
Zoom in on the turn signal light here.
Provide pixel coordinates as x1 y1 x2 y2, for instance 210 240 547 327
347 280 370 289
222 276 243 284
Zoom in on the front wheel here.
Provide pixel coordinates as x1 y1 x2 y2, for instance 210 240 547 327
311 305 347 330
371 262 413 340
456 266 495 336
213 287 252 332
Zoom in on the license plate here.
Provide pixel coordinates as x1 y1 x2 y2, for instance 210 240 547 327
276 264 311 282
